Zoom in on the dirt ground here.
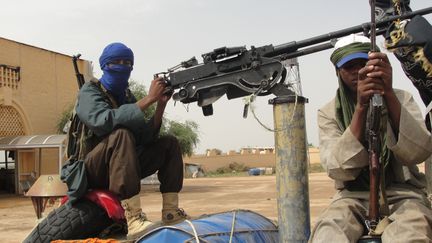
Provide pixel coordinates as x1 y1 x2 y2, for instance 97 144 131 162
0 172 335 243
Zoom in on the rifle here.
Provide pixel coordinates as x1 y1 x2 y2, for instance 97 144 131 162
366 0 383 236
66 54 86 159
364 96 383 240
72 54 85 88
361 3 386 240
155 7 432 116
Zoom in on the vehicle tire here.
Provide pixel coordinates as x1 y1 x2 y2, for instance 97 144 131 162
23 199 113 243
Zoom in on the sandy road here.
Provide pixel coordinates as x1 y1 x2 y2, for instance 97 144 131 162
0 172 335 243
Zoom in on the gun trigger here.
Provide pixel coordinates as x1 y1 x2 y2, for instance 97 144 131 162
243 104 249 119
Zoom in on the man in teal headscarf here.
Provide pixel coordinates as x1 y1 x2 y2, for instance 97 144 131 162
309 34 432 242
71 42 189 239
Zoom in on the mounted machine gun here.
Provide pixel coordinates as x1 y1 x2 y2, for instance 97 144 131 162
155 7 432 116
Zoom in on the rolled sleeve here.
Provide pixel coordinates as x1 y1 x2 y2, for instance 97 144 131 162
318 104 369 181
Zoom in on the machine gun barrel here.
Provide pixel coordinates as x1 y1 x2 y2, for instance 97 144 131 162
267 7 432 59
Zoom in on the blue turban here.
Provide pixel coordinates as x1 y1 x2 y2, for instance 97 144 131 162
99 42 134 105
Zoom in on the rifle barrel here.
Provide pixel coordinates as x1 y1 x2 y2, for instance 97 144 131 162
370 0 377 52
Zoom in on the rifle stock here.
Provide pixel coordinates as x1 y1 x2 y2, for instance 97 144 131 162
368 150 380 227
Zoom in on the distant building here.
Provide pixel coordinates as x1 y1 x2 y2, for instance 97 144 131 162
226 150 237 155
206 148 222 156
240 147 275 155
239 148 252 155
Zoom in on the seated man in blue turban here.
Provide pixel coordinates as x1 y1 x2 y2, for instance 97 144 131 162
74 42 188 239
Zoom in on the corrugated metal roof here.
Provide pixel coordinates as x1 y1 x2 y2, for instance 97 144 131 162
0 134 66 149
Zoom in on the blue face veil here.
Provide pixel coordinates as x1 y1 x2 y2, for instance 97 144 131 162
99 42 134 104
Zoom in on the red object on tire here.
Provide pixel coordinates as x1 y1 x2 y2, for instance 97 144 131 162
61 189 125 222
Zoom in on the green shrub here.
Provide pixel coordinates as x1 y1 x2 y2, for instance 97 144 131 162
210 162 250 176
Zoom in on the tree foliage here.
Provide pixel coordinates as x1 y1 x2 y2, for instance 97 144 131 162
129 80 155 119
56 103 74 134
161 120 200 157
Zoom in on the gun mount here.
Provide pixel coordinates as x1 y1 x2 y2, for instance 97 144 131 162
156 7 432 116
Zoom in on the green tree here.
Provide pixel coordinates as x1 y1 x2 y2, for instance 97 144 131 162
129 80 155 119
56 103 74 134
161 120 200 157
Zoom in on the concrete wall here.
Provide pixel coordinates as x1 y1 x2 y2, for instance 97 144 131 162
184 147 321 172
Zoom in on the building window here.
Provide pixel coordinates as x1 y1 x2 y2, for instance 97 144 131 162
0 64 21 89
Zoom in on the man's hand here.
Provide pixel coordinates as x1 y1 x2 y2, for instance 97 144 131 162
358 51 401 134
154 82 173 130
136 77 168 111
147 77 168 103
366 52 393 96
350 52 394 142
357 52 393 106
158 88 173 106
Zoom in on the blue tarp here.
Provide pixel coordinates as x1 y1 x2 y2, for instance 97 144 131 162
137 209 279 243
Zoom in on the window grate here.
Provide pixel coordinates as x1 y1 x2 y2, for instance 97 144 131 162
0 64 21 89
0 106 25 136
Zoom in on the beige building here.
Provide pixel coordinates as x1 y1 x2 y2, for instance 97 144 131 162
0 37 92 194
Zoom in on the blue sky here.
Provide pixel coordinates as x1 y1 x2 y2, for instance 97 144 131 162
2 0 431 153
